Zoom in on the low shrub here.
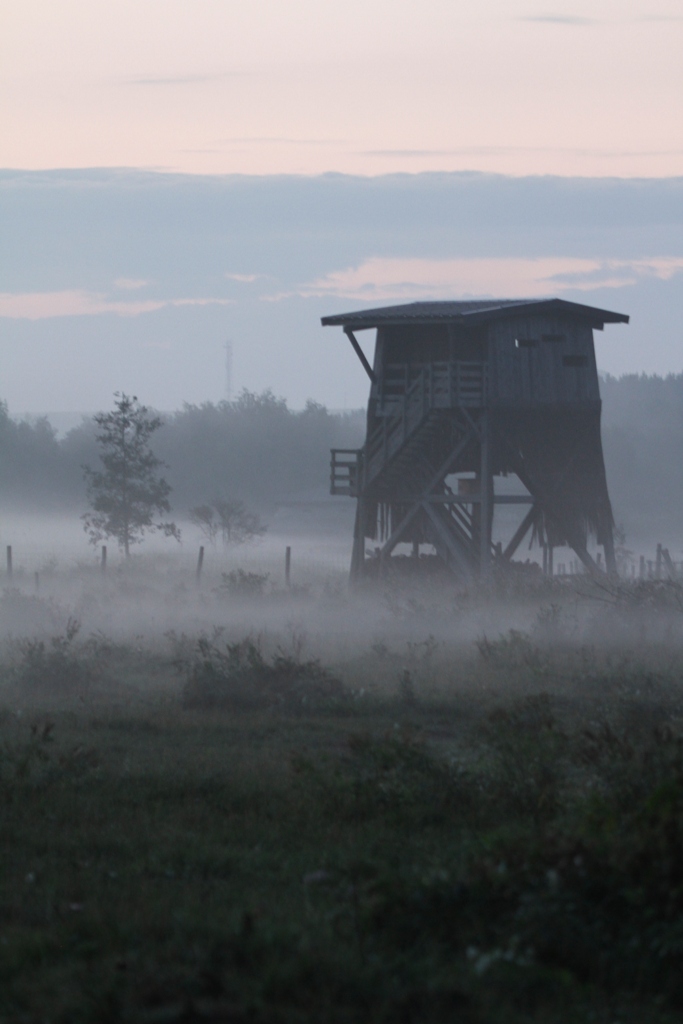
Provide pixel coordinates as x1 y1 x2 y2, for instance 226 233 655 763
215 569 269 598
182 636 347 712
8 619 101 694
293 727 476 824
476 629 545 672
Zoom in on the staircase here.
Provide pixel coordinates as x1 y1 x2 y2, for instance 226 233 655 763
364 361 487 491
330 360 493 574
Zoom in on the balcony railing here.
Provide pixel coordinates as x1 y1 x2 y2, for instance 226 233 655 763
365 362 487 485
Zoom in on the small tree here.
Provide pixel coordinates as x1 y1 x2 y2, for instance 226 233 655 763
214 498 266 545
82 393 180 556
189 498 266 546
188 504 219 546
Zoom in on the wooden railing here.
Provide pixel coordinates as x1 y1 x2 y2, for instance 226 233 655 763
364 362 487 485
376 362 487 415
330 449 362 496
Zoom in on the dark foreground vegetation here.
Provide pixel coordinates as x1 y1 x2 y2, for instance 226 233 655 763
2 580 683 1022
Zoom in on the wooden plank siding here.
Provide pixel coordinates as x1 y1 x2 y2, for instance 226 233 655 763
487 316 599 406
370 315 600 414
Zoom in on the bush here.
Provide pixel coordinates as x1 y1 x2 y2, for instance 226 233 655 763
182 636 347 712
9 619 101 694
216 569 270 598
293 728 476 825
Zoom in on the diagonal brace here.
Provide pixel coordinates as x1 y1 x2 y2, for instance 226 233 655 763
502 505 538 561
378 430 473 561
422 501 473 576
344 328 377 384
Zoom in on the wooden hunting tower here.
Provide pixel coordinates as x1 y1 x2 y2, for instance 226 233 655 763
323 299 629 581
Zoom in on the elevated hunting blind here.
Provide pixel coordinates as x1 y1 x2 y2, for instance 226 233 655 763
323 298 629 581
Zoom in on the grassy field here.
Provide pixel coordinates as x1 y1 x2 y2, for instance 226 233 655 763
1 576 683 1022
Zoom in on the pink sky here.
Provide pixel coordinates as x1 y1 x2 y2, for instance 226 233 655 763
2 0 682 177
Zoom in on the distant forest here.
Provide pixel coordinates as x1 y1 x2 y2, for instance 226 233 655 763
600 375 683 545
0 390 365 514
0 377 682 546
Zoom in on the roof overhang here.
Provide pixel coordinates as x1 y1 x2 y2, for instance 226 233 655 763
321 298 629 332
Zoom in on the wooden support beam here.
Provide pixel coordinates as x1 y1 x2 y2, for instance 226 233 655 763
663 547 676 579
603 530 617 576
479 410 491 578
350 499 366 581
378 502 423 561
421 495 533 504
344 328 377 384
502 505 538 561
377 430 474 562
503 448 605 577
422 501 473 576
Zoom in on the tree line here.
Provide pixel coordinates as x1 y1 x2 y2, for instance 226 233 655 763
3 375 683 547
0 390 365 515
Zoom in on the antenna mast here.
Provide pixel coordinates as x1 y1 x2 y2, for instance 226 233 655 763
224 339 233 402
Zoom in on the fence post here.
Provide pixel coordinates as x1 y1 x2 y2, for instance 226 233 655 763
196 546 205 584
656 543 662 580
285 546 291 587
101 546 107 574
639 554 645 579
34 571 40 593
6 546 12 579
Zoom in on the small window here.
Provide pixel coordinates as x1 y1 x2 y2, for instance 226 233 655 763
515 337 538 349
542 333 566 343
563 355 588 368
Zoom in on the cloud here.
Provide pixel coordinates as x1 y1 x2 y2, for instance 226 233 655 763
114 278 150 291
519 14 596 24
361 147 549 157
126 73 241 86
359 146 683 159
294 256 683 302
0 291 234 320
217 137 348 146
225 273 263 283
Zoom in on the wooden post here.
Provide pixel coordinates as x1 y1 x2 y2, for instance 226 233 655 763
639 554 645 579
6 546 12 579
101 545 107 574
548 545 554 577
34 571 40 593
285 546 291 587
196 546 205 583
479 410 491 578
603 524 617 576
350 499 366 583
656 543 662 580
662 547 675 579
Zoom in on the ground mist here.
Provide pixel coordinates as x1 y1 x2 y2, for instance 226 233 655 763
1 565 683 1022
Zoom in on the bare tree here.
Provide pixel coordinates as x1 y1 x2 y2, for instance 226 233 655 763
188 504 220 545
214 499 266 545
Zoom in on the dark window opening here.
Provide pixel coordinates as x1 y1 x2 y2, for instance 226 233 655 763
515 337 538 349
563 355 588 368
542 333 566 343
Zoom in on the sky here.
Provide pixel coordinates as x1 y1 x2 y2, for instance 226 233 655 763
0 0 682 413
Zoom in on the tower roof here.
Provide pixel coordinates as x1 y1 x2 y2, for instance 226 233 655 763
321 298 629 331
